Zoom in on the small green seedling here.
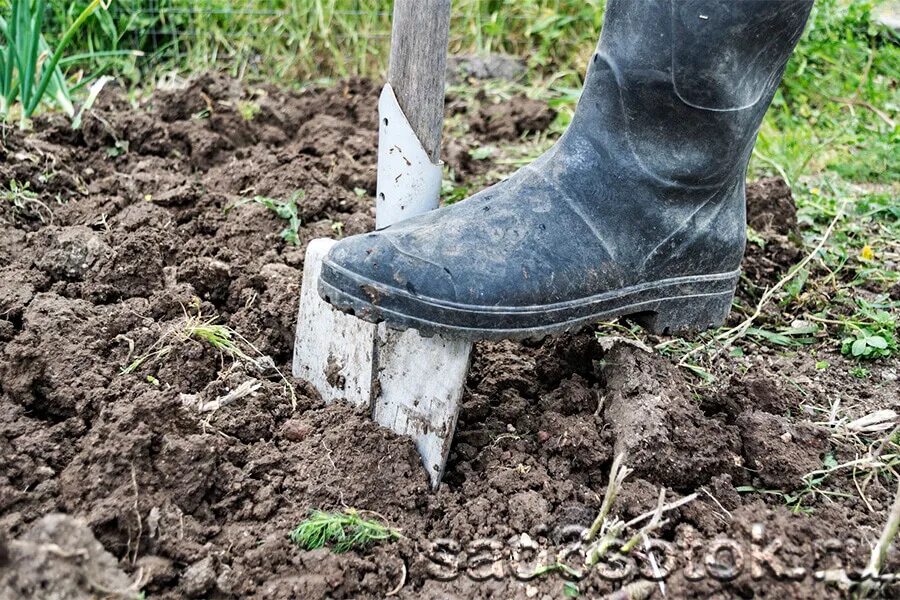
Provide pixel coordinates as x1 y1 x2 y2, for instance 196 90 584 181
840 300 897 361
0 179 52 222
237 100 260 121
255 193 302 245
842 334 893 360
289 509 400 553
238 192 303 245
850 366 870 379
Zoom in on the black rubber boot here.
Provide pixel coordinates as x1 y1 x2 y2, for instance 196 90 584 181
320 0 814 341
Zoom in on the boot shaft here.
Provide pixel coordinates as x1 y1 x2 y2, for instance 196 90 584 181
573 0 814 188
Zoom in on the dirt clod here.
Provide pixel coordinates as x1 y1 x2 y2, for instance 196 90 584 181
602 343 742 489
737 411 830 490
0 514 136 600
471 96 556 141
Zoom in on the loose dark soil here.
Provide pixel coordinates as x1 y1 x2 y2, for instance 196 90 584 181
1 74 897 599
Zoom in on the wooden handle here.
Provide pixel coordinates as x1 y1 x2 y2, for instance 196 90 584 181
387 0 451 163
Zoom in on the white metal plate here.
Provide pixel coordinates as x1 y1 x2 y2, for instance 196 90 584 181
375 83 443 229
292 238 377 407
373 325 472 488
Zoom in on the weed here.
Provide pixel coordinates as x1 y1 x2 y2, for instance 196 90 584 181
850 366 871 379
839 298 897 360
121 304 297 409
581 453 697 576
236 192 303 245
289 509 401 553
441 175 471 205
842 333 894 360
184 316 253 362
0 178 52 222
237 100 260 121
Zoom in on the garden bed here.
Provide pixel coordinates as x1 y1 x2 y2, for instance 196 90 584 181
0 74 897 599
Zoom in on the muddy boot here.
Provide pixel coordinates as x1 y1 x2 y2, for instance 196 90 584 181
319 0 814 341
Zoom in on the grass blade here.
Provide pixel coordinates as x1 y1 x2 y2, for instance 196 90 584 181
39 32 74 116
2 3 20 118
71 74 110 129
22 0 46 115
14 0 30 109
26 0 101 117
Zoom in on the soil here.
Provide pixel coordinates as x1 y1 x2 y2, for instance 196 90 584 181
1 73 898 599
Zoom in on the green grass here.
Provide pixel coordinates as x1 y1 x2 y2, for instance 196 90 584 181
0 0 108 126
289 509 401 553
40 1 898 194
47 0 605 84
751 0 898 185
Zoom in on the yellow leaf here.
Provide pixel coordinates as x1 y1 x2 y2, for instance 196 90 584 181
860 244 874 261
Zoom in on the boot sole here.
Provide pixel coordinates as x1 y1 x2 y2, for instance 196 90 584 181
319 261 739 341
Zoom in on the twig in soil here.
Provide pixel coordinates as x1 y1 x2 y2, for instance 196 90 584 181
620 493 699 532
620 491 669 599
871 425 900 461
586 453 632 543
699 486 732 521
620 488 667 554
599 580 656 600
129 465 142 566
199 379 262 412
641 532 667 598
859 468 900 597
385 560 407 597
679 203 845 366
823 420 900 511
827 95 895 128
846 410 899 435
584 481 698 569
853 466 877 514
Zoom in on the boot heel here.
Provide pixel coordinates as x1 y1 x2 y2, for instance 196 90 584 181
631 292 734 336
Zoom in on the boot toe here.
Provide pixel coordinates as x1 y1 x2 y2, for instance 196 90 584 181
321 230 460 308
